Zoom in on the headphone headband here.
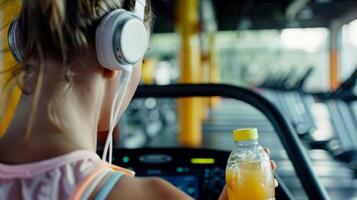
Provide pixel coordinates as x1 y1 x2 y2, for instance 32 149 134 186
135 0 146 21
95 0 148 71
8 20 22 62
8 0 148 69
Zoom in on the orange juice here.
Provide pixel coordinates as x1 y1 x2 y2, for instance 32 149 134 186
226 161 275 200
226 128 275 200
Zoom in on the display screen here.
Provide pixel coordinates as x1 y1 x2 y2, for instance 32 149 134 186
111 148 231 200
190 158 215 164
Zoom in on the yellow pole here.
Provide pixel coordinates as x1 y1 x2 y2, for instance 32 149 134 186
329 22 340 91
0 1 22 136
201 53 209 120
141 59 156 84
208 33 220 108
329 49 339 90
176 0 202 147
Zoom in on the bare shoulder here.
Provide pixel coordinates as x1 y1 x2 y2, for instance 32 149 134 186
107 175 193 200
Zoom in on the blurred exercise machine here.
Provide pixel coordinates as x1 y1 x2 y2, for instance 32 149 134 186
314 69 357 170
119 58 178 148
119 98 177 148
257 68 357 174
110 84 330 200
257 69 334 152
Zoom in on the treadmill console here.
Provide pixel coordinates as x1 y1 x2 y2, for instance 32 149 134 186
111 148 291 200
112 148 228 200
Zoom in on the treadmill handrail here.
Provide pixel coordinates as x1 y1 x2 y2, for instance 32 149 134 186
338 68 356 92
294 67 314 90
312 69 357 101
134 83 330 200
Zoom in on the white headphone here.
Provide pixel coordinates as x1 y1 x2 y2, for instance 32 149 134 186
8 0 148 72
8 0 148 163
96 0 148 71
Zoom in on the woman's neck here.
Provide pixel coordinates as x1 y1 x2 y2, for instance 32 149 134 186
0 94 98 164
0 61 104 164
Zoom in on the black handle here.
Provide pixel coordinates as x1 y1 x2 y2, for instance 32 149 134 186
134 83 330 200
294 67 314 89
338 68 357 91
314 68 357 100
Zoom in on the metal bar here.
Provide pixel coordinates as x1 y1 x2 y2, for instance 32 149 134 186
329 21 341 90
134 83 330 200
176 0 203 147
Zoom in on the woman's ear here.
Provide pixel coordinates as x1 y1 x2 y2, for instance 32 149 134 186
20 66 38 95
102 68 118 79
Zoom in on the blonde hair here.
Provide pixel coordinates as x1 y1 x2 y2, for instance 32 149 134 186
0 0 153 137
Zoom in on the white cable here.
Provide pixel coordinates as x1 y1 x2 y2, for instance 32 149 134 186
102 69 131 162
101 0 146 163
102 68 132 163
109 132 113 163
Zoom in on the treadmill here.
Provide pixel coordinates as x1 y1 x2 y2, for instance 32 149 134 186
107 84 330 200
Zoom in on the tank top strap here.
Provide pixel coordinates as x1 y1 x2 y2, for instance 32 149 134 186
71 162 108 200
80 168 111 200
72 161 135 200
104 162 135 176
93 171 125 200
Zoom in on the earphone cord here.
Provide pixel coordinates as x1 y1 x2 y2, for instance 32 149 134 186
102 68 132 163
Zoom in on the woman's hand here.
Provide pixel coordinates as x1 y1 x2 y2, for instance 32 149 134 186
218 148 278 200
218 186 228 200
264 148 278 187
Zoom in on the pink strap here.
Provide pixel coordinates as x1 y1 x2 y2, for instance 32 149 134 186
106 162 135 176
71 162 108 200
71 161 135 200
0 150 101 178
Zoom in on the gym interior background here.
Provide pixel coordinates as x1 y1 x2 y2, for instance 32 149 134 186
1 0 357 200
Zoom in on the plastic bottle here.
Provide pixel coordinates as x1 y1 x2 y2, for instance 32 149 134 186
226 128 275 200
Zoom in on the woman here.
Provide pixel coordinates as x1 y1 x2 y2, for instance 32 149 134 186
0 0 276 199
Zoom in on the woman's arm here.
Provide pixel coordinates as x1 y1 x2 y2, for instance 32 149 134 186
107 176 193 200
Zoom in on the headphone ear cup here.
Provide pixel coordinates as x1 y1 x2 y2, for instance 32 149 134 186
8 20 23 63
96 10 148 71
113 16 148 66
96 10 127 71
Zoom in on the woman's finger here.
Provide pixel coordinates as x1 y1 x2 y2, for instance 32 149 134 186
274 179 279 187
271 160 277 170
264 147 270 155
218 185 228 200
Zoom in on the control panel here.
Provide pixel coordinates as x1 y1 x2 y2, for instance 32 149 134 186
109 148 291 200
111 148 228 199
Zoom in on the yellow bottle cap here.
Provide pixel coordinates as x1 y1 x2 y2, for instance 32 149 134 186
233 128 259 142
